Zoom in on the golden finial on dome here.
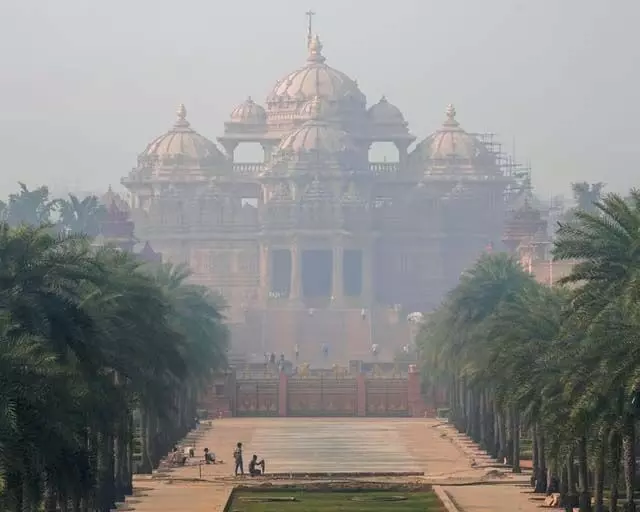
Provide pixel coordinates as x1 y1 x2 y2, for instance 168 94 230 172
307 34 326 63
446 104 456 120
174 103 190 128
444 103 459 127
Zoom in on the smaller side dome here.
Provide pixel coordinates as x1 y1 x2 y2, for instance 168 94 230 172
100 185 130 212
368 96 406 126
408 104 497 175
139 104 227 169
229 97 266 124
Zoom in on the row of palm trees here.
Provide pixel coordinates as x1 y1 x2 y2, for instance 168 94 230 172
0 223 228 511
418 189 640 512
0 182 108 236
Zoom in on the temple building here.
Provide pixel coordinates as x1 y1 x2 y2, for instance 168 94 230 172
121 31 535 363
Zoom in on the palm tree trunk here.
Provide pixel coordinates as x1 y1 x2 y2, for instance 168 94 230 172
536 430 548 493
622 414 636 512
566 448 578 510
114 429 127 503
609 429 622 512
138 407 153 474
532 425 539 488
511 408 521 473
577 435 592 512
497 410 507 463
594 428 606 512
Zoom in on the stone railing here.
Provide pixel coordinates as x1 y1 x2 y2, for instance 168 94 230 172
369 162 400 174
232 162 264 175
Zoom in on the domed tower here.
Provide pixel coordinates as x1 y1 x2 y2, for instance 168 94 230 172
265 35 367 138
123 104 229 211
366 96 415 167
218 97 268 163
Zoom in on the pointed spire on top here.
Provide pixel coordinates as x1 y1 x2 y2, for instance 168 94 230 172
305 10 316 48
174 103 190 129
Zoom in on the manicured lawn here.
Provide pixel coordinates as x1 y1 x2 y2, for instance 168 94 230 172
230 489 445 511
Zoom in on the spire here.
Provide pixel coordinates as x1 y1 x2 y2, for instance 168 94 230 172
305 9 316 49
174 103 190 129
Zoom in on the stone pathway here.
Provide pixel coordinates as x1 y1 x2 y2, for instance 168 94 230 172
249 419 421 473
121 418 548 511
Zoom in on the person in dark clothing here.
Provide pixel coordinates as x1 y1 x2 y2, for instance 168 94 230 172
248 454 265 476
233 442 244 476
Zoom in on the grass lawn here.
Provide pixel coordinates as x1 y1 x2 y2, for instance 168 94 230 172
229 489 445 512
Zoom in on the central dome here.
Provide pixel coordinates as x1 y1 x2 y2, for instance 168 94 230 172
267 36 366 107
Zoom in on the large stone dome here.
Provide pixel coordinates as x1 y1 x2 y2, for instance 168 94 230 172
138 104 227 169
267 36 366 107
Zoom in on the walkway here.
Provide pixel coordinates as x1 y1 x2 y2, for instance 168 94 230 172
122 418 546 512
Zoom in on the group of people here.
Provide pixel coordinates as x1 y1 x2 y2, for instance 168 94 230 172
170 443 265 477
233 442 265 477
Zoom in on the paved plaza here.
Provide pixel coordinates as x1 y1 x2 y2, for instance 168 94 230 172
124 418 545 512
247 419 421 473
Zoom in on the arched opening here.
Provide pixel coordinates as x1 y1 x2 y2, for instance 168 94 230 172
234 142 265 163
368 141 399 163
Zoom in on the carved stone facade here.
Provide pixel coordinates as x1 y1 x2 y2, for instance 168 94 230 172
121 34 525 363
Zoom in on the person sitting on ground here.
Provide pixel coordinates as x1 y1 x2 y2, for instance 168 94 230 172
203 447 216 464
186 446 195 458
248 454 265 476
170 447 187 466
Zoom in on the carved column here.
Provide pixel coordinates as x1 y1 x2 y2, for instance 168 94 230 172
259 242 270 304
332 246 344 304
395 140 411 169
290 242 301 301
362 245 373 303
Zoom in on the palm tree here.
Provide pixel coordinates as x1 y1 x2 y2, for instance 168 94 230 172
0 221 229 511
59 194 107 236
5 182 61 227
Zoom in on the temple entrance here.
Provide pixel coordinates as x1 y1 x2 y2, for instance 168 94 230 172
270 249 291 298
302 249 332 298
343 249 363 297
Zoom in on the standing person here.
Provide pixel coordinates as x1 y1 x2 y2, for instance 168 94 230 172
233 442 244 476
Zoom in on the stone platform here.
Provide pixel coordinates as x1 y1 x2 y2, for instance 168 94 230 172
248 419 421 473
124 418 546 512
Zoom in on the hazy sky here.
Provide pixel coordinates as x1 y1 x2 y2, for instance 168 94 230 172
1 0 638 199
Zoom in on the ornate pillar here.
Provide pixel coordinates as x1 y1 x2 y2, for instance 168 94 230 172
259 241 270 304
332 246 343 303
219 140 239 162
395 140 411 169
361 245 373 303
290 242 301 301
261 141 277 163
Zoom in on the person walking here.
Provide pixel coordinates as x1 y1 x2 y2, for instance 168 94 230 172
233 442 244 476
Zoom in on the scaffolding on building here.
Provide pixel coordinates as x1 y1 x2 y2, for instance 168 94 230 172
472 132 532 207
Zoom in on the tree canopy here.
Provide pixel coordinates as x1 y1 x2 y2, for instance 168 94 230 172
418 189 640 512
0 224 228 511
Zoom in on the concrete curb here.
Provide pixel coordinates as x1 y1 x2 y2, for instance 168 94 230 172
434 485 462 512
